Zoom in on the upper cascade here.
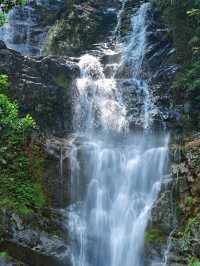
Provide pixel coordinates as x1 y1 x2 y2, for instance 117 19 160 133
118 2 156 129
0 0 63 56
123 2 150 76
73 2 156 133
74 54 128 133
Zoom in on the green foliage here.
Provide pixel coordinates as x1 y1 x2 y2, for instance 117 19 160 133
0 9 6 25
186 196 194 207
145 229 164 244
154 0 200 62
183 217 197 238
0 75 9 93
187 8 200 17
189 258 200 266
0 74 46 214
0 0 28 25
0 251 10 259
178 217 198 252
173 60 200 121
155 0 200 127
0 0 28 12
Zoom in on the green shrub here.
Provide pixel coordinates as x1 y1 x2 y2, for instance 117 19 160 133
0 74 46 214
0 0 28 26
0 251 12 262
154 0 200 127
179 217 198 252
0 75 9 93
0 11 6 26
173 61 200 118
189 258 200 266
145 229 165 244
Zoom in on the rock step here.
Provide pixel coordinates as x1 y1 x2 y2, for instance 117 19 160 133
21 73 42 83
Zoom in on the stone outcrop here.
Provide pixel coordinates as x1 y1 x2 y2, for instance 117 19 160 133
44 138 72 208
44 0 118 56
0 209 71 266
145 134 200 265
0 45 79 136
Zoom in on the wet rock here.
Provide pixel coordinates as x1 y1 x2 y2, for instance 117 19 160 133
44 137 72 208
0 209 71 266
0 40 7 49
44 0 117 56
147 135 200 265
0 1 64 56
113 3 177 129
144 177 175 264
0 47 79 136
166 253 188 265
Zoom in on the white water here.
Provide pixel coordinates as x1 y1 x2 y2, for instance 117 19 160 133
119 2 156 129
0 1 170 265
0 0 62 56
68 3 169 266
0 2 40 55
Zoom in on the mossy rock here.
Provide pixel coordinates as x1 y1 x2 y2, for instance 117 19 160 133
145 228 165 244
44 2 116 56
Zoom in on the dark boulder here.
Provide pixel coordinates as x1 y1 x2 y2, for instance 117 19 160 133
0 40 7 49
0 209 71 266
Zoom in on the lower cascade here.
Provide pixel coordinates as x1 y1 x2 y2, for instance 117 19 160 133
67 3 169 266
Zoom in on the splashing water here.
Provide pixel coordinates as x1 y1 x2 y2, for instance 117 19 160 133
68 2 169 266
74 54 128 133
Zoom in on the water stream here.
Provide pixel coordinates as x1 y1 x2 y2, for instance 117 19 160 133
0 1 170 265
68 3 169 266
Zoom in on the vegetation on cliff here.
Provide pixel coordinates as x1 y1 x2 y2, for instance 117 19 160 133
154 0 200 129
0 74 46 215
0 0 28 25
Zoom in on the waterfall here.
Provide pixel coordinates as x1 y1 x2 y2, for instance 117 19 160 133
68 2 169 266
0 3 40 55
0 0 172 264
0 0 62 56
119 2 156 129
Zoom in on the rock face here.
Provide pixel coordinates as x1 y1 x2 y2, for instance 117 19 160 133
0 0 64 56
44 0 118 56
145 135 200 265
115 4 177 130
0 45 79 136
0 209 71 266
44 138 72 208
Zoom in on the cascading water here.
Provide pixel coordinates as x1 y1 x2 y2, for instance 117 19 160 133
68 2 169 266
0 2 40 55
0 0 63 56
118 2 156 129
